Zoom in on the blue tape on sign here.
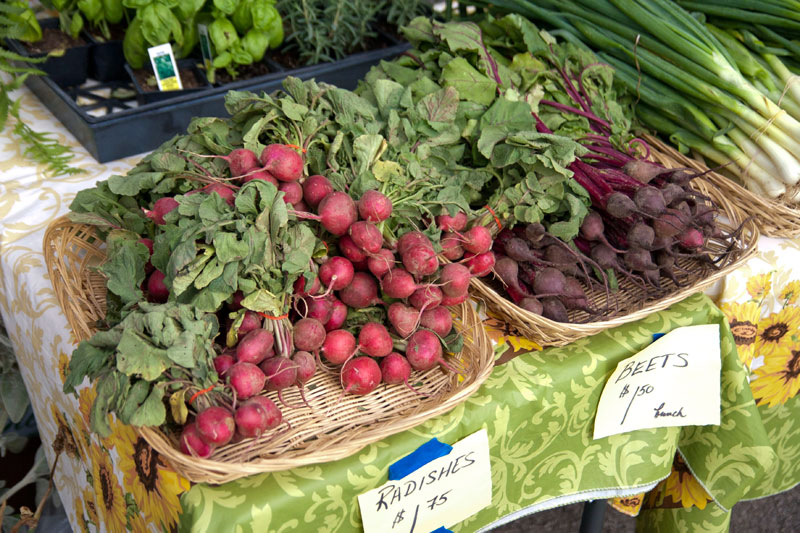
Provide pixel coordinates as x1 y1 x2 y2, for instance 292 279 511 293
388 438 453 481
652 333 665 342
429 527 453 533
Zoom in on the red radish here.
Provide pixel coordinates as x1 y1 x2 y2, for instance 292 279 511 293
213 353 235 376
388 303 420 338
358 190 393 222
226 148 260 177
304 297 334 324
420 307 453 338
294 274 321 297
302 175 334 208
293 318 326 351
196 406 235 446
279 181 303 205
242 170 278 185
317 192 358 236
319 256 355 290
246 396 282 429
405 330 447 371
261 357 298 392
341 357 381 395
260 144 303 182
380 352 413 385
324 298 348 331
439 263 471 297
147 197 179 225
409 285 443 310
228 362 266 399
352 257 370 272
339 272 382 308
234 400 272 438
397 231 433 257
236 329 274 365
203 183 236 206
293 200 310 212
402 245 439 278
441 232 464 260
338 234 368 262
381 268 418 300
138 237 154 256
462 226 492 254
436 211 467 231
465 251 495 277
147 269 169 302
358 322 393 357
293 350 316 384
321 329 357 364
349 221 383 254
368 249 396 278
179 423 215 458
229 290 245 310
236 311 263 338
440 292 468 306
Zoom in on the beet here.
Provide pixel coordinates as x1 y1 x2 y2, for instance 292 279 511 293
627 223 655 250
590 244 618 270
494 257 522 292
633 187 666 217
679 228 704 249
504 238 538 263
541 297 569 322
653 211 686 239
622 160 669 184
532 268 566 296
604 193 638 219
524 223 546 245
519 297 543 315
562 277 589 311
624 248 657 272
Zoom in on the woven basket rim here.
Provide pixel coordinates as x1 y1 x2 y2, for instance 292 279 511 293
43 217 495 484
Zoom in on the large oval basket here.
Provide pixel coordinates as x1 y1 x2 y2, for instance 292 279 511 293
43 217 494 484
645 135 800 239
468 143 759 347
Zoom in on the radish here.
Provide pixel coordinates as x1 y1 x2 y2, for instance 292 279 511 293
440 292 468 306
236 311 262 338
324 298 348 331
236 328 274 365
293 200 310 213
304 296 334 324
402 245 439 278
339 272 382 308
420 307 453 338
294 274 321 297
229 290 245 310
436 211 467 232
368 249 396 278
279 181 303 205
358 190 393 222
405 330 448 371
179 423 215 458
388 303 420 338
234 398 276 438
358 322 393 357
441 232 464 260
439 263 471 297
302 175 334 208
464 251 495 277
213 353 235 376
409 285 443 310
380 352 413 385
462 226 492 254
317 192 358 236
147 197 179 225
321 329 357 364
203 183 236 206
381 268 418 299
261 357 298 395
228 362 266 399
293 350 316 385
293 318 326 351
341 357 381 395
138 237 154 273
338 234 368 262
146 269 169 303
349 221 383 254
319 256 355 290
397 231 433 257
260 144 303 182
246 396 282 430
242 170 278 185
196 406 235 446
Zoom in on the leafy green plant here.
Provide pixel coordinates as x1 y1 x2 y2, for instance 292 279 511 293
42 0 126 41
122 0 204 68
0 2 81 176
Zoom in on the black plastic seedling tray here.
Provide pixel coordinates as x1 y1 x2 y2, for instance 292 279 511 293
16 41 410 163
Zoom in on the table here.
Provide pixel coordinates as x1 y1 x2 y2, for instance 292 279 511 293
2 84 799 533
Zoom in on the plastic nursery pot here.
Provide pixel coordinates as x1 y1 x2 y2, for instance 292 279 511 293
85 32 126 82
125 58 212 105
6 18 90 88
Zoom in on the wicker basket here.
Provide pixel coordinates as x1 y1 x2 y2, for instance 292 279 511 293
43 216 494 484
468 144 759 347
644 135 800 239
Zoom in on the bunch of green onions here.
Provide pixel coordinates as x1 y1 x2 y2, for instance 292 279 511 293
465 0 800 201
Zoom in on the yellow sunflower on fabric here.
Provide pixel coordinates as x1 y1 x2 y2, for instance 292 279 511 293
57 350 71 385
750 346 800 407
82 486 99 526
780 281 800 305
49 401 80 459
72 494 91 533
89 441 128 532
757 307 800 358
746 272 773 300
720 301 761 367
115 419 190 531
660 455 712 510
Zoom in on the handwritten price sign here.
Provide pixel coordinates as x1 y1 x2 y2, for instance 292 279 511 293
593 324 721 440
358 430 492 533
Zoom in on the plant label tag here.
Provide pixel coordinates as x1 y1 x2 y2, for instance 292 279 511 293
358 429 492 533
197 24 213 70
147 43 182 91
593 324 721 440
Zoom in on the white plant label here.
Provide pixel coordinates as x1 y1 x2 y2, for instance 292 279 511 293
147 43 182 91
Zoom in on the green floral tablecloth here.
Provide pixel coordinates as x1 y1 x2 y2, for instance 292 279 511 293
179 293 788 533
